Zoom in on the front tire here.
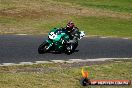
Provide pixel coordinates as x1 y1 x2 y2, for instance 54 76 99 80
38 42 50 54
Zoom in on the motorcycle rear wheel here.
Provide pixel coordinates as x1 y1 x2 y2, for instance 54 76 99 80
65 44 73 55
73 42 78 51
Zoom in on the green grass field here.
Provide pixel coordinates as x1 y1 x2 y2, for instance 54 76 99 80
0 60 132 88
74 16 132 37
54 0 132 13
0 0 132 37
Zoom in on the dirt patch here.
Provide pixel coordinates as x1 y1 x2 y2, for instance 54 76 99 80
0 7 56 19
45 4 132 20
0 1 132 20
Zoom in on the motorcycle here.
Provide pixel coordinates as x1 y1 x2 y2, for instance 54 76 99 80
38 28 85 55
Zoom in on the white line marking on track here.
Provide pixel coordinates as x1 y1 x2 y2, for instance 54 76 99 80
85 35 131 40
16 34 28 35
51 60 66 63
68 59 86 62
2 63 15 66
123 38 129 40
19 62 33 65
100 37 108 39
0 58 131 66
35 61 52 64
85 59 106 61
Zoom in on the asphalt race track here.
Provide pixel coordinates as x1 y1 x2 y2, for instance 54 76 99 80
0 35 132 64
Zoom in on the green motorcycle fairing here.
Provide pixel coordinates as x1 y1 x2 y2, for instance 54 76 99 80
46 28 69 51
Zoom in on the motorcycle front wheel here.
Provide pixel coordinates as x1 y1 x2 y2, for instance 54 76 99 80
38 42 50 54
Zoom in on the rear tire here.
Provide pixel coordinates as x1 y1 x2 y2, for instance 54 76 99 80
66 50 72 55
65 44 73 55
73 42 78 51
38 42 50 54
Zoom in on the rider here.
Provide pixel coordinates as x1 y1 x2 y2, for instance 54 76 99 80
62 21 80 40
55 21 83 51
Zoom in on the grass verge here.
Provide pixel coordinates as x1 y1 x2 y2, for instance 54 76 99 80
0 0 132 37
73 16 132 37
54 0 132 13
0 60 132 88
